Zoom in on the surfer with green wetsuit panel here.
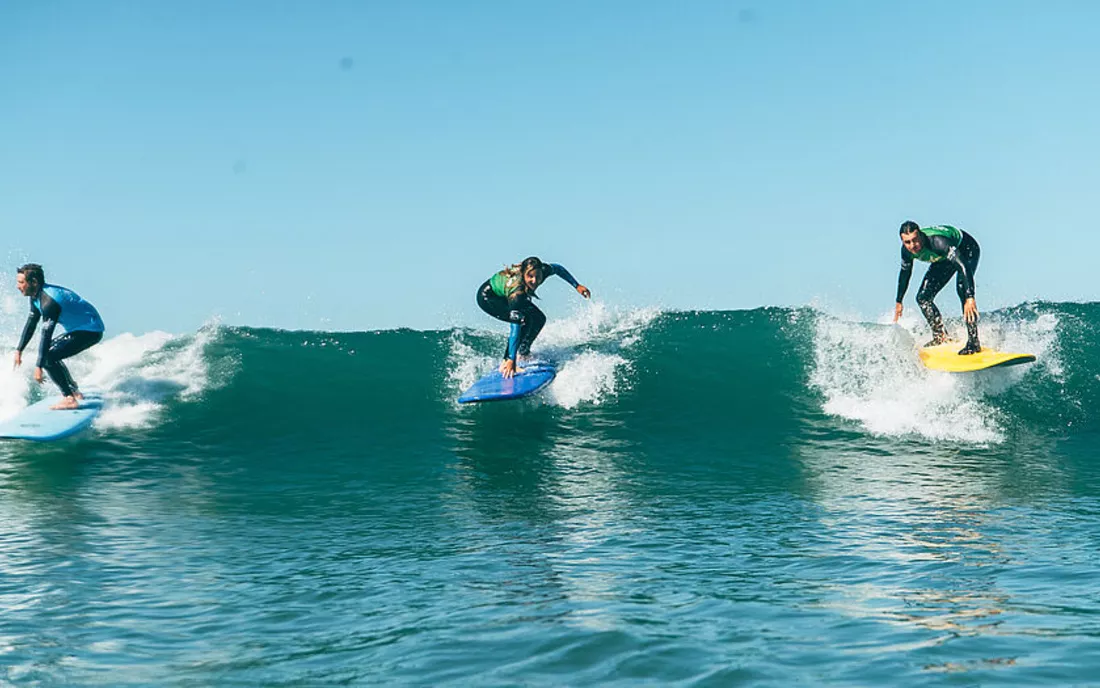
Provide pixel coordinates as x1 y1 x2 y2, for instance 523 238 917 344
893 221 982 355
476 256 591 378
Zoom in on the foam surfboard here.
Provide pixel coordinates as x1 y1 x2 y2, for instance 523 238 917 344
919 342 1036 373
458 362 557 404
0 392 104 441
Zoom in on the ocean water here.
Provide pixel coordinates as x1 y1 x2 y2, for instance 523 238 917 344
1 301 1099 685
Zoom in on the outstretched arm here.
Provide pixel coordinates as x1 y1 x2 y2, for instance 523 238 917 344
545 263 591 298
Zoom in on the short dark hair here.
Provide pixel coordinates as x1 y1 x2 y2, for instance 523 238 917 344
899 220 920 235
17 263 44 286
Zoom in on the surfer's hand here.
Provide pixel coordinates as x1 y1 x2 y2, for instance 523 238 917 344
33 367 43 384
893 303 903 322
577 285 591 299
963 298 979 324
13 351 21 369
499 358 517 379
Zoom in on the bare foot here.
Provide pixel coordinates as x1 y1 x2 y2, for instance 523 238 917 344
51 396 80 410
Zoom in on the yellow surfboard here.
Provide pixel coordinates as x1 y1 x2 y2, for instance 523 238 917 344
918 341 1037 373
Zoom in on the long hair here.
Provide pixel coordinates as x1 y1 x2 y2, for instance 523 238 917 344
502 256 545 296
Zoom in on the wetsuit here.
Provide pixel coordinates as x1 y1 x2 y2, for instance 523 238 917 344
17 284 105 397
477 263 580 360
896 225 980 350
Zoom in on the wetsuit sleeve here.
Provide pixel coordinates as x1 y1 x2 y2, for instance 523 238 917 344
35 293 62 368
895 247 914 303
504 291 532 361
507 323 522 361
929 235 976 299
545 263 580 289
16 303 41 353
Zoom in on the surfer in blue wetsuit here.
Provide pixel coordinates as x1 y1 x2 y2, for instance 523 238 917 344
13 264 105 410
893 221 982 355
477 256 591 378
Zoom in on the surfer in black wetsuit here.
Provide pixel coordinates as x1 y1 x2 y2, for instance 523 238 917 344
892 221 981 355
477 256 590 378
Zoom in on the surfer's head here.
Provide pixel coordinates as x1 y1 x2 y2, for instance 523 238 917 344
16 263 44 296
899 221 923 254
520 256 545 292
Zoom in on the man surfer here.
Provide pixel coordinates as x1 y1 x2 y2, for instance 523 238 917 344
477 256 590 378
13 264 105 409
893 221 981 355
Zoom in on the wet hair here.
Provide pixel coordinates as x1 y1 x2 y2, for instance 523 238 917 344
519 256 544 279
510 256 541 294
899 220 920 235
499 256 546 297
17 263 44 287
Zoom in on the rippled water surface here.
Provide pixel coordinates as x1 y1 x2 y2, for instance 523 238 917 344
2 305 1099 684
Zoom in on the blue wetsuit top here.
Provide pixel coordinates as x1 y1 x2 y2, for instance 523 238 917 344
507 263 580 360
17 284 105 367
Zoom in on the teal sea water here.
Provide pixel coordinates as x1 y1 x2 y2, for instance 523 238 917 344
1 301 1098 684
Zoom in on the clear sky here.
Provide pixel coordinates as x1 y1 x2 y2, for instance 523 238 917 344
2 1 1097 334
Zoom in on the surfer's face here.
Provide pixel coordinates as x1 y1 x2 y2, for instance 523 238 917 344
523 267 542 290
901 230 923 255
16 273 34 297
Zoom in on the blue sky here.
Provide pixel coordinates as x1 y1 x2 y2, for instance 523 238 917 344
2 1 1097 334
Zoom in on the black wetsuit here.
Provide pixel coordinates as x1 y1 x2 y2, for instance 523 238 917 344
896 230 981 349
476 263 580 360
477 280 546 360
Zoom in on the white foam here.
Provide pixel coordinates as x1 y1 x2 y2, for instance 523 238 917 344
534 301 660 351
445 330 492 398
809 309 1059 444
0 361 33 422
449 303 656 408
1 324 222 431
92 325 221 429
547 350 628 409
0 293 20 318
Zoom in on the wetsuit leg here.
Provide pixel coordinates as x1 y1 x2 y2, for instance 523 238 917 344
916 262 956 345
476 280 512 322
43 330 103 397
517 304 546 356
955 236 982 353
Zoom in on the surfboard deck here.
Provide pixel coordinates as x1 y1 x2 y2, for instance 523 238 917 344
919 342 1036 373
458 362 557 404
0 393 104 441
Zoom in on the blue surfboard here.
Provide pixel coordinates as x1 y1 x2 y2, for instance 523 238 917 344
0 393 104 441
458 362 557 404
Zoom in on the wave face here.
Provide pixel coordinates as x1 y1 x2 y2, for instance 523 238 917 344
2 302 1099 684
4 301 1095 449
63 301 1085 448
